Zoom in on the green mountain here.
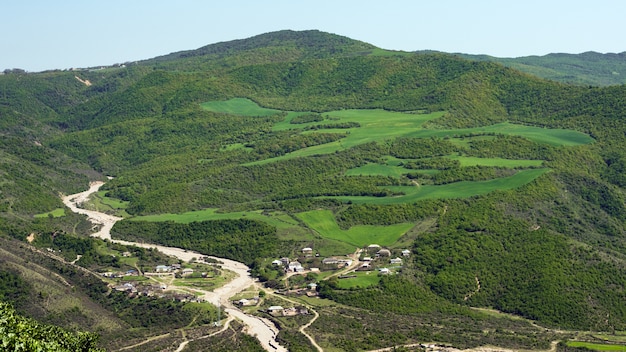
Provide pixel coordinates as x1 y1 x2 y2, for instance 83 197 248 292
452 51 626 86
2 30 626 350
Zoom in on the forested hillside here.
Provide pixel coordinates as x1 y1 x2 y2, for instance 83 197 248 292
454 51 626 86
2 30 626 350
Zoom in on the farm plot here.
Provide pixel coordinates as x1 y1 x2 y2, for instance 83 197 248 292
331 168 550 204
296 209 414 247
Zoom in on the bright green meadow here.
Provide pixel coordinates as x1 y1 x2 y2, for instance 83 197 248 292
296 209 414 247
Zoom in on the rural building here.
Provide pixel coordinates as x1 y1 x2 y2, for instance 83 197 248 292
390 257 403 265
302 247 313 256
271 259 282 266
377 249 391 257
402 249 411 257
182 268 194 276
379 268 391 275
322 257 339 265
155 265 171 272
367 244 381 251
268 306 284 316
338 259 353 267
288 261 304 272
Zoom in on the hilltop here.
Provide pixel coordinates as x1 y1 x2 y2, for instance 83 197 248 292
2 30 626 351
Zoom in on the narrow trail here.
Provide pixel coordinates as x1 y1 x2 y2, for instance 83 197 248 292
464 276 481 301
265 288 323 352
62 182 287 352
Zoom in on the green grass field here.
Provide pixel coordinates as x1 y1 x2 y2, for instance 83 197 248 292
446 155 544 167
566 341 626 351
296 209 414 247
200 98 281 116
202 99 592 166
335 271 381 289
34 208 65 218
332 168 550 204
132 208 300 229
345 156 543 177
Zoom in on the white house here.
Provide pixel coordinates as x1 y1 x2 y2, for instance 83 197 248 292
390 257 403 265
288 261 304 272
379 268 391 275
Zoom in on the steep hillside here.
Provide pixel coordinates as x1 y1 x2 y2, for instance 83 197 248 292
2 30 626 350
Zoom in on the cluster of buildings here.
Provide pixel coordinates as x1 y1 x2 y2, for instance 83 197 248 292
110 281 203 303
267 305 310 317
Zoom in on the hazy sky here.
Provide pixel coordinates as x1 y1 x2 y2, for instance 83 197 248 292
2 0 625 72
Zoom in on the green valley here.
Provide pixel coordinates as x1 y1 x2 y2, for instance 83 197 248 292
2 29 626 351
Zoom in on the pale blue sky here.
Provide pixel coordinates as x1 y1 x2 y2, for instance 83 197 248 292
2 0 625 72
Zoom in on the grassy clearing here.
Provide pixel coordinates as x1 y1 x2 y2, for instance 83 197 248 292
197 98 592 166
345 155 542 177
34 208 65 218
331 168 550 204
200 98 281 116
335 271 381 289
566 341 626 351
131 208 299 229
345 163 408 177
446 155 544 167
296 209 414 247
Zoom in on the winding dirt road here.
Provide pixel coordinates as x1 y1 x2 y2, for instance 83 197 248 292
62 182 287 352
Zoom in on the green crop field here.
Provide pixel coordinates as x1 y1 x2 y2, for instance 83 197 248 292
34 208 65 218
204 99 592 166
296 209 414 247
346 156 543 177
345 163 409 177
335 271 382 289
200 98 281 116
566 341 626 351
132 208 300 229
332 168 550 204
446 155 544 167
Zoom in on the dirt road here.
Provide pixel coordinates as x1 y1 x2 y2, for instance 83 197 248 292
62 182 287 352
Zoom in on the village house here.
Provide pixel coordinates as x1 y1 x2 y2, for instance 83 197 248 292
155 265 172 272
367 244 381 252
402 249 411 257
379 268 391 275
338 258 353 267
268 306 284 316
302 247 313 256
280 257 290 266
181 268 194 276
377 249 391 257
288 261 304 272
390 257 403 265
322 257 339 265
271 259 282 266
234 298 259 307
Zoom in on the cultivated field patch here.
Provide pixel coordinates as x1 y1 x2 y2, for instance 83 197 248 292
200 98 281 116
296 209 414 247
331 168 550 204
